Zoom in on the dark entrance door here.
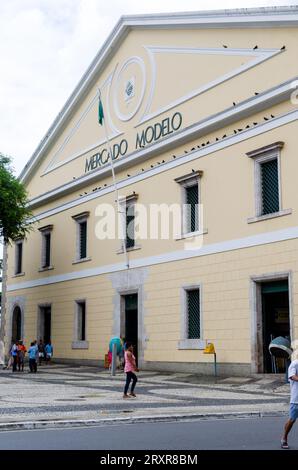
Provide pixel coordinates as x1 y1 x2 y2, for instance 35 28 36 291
261 280 290 373
39 306 51 344
12 306 22 342
124 294 138 364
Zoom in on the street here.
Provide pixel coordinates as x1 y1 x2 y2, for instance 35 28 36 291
0 417 297 450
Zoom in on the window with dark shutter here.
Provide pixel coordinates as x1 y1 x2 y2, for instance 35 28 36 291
79 221 87 259
186 184 199 233
126 204 135 249
16 242 23 274
77 301 86 341
261 158 279 215
187 289 200 339
43 233 51 268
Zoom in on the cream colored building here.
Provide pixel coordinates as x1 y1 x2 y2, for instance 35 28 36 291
2 7 298 375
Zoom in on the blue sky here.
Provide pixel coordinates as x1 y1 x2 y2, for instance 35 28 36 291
0 0 296 176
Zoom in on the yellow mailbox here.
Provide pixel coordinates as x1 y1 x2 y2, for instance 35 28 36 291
204 342 215 354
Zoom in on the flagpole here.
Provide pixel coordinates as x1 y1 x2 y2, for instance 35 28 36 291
98 89 129 269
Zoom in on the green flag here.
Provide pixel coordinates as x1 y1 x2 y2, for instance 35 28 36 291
98 97 104 125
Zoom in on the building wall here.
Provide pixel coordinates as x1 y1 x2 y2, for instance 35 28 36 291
4 13 298 374
5 237 298 374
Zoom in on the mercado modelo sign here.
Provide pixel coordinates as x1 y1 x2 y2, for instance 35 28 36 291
84 112 182 173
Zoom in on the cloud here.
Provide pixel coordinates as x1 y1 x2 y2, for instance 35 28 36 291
0 0 296 174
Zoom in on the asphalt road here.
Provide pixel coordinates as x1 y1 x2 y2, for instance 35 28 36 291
0 416 297 450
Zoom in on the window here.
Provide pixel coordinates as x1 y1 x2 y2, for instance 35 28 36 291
260 158 279 215
126 203 135 249
77 301 86 341
72 300 89 349
79 221 87 259
178 285 204 350
185 184 199 233
72 212 90 262
246 142 291 223
118 194 138 252
175 171 203 236
39 225 53 269
186 289 201 339
15 240 23 275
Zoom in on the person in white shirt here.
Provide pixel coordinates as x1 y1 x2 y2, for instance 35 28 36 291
281 349 298 449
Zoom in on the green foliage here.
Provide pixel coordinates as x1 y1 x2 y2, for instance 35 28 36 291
0 154 33 243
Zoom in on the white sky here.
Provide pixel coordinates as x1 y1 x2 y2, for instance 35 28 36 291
0 0 296 176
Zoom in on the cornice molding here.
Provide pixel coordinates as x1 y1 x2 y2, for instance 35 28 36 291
27 77 298 210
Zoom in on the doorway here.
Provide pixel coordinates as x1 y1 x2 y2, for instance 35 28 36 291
261 280 290 373
11 306 22 342
122 293 138 364
38 306 52 344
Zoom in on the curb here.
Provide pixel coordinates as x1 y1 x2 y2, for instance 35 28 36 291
0 410 288 432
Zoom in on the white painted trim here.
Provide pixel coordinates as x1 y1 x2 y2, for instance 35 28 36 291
7 225 298 292
30 108 298 218
19 7 298 183
247 209 292 224
139 46 280 125
113 56 146 121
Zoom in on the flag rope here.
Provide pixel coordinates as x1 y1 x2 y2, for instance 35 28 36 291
98 89 129 269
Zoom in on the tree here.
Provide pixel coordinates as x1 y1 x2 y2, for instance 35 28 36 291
0 154 33 243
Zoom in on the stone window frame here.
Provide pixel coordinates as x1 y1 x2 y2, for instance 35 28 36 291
246 142 292 223
178 283 204 350
72 298 89 350
38 225 54 271
72 211 91 264
174 171 205 239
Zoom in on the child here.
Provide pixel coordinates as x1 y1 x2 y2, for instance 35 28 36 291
123 342 139 399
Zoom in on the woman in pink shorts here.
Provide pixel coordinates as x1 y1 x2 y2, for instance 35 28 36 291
123 342 139 399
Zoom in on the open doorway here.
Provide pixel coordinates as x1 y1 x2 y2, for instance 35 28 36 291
252 276 291 374
38 306 52 344
122 293 138 365
261 280 290 373
11 306 22 342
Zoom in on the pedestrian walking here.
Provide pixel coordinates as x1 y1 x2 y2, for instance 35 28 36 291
38 339 45 366
28 342 38 373
11 341 19 372
17 340 27 372
281 351 298 449
45 341 53 364
123 342 139 399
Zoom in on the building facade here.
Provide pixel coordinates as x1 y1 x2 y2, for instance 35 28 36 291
2 7 298 375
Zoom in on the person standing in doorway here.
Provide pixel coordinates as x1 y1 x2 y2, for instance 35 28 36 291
281 349 298 449
123 342 139 399
28 342 38 373
45 341 53 364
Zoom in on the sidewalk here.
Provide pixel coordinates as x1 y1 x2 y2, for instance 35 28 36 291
0 364 290 431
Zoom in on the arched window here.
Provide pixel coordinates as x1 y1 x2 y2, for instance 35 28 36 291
12 306 22 342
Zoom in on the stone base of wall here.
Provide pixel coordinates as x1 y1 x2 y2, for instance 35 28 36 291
52 358 251 376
